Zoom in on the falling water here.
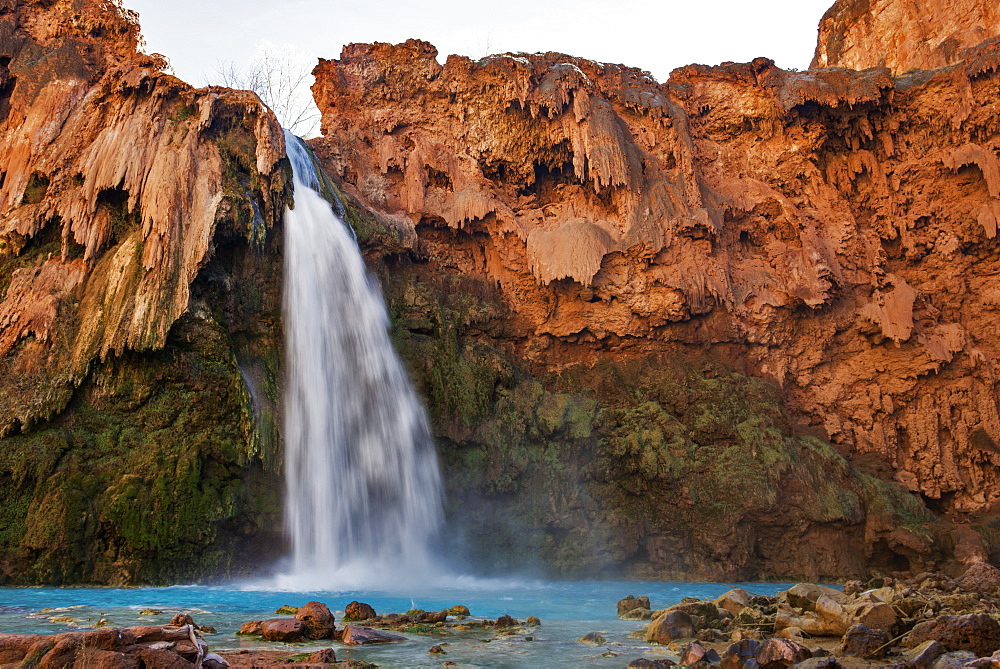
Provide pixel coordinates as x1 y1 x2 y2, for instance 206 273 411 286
281 130 443 587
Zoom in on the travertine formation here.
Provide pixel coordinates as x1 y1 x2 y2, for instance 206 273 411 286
311 29 1000 546
0 0 285 433
0 0 288 583
812 0 1000 73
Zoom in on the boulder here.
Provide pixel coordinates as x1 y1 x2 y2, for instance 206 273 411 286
295 601 336 639
343 601 377 621
622 608 653 620
619 595 652 616
259 618 305 642
169 614 195 627
646 611 695 644
716 588 752 616
755 638 811 668
964 658 1000 668
903 640 945 668
341 625 406 645
721 639 760 669
785 584 847 611
627 660 676 668
839 623 891 658
577 632 606 644
905 614 1000 655
203 652 230 669
236 621 263 635
526 616 541 626
845 601 897 632
428 645 445 654
680 642 720 666
495 615 517 628
418 611 447 624
446 605 471 617
137 647 192 668
958 563 1000 594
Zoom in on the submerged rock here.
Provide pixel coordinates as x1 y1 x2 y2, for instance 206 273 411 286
577 632 607 644
341 625 406 645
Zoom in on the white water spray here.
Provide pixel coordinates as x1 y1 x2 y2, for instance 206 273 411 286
280 130 443 588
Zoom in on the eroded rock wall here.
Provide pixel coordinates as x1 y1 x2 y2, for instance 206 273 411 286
812 0 1000 73
312 36 1000 578
0 0 288 583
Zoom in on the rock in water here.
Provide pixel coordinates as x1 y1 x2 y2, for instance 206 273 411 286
260 619 306 642
344 601 377 621
295 601 336 639
618 595 652 616
341 625 406 645
645 611 695 644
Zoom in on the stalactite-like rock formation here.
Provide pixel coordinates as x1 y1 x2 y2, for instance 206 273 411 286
812 0 1000 73
312 29 1000 574
0 0 288 583
0 0 286 433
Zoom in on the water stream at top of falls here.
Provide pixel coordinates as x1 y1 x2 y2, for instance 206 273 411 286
280 130 443 588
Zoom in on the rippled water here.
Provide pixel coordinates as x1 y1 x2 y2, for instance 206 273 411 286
0 580 795 667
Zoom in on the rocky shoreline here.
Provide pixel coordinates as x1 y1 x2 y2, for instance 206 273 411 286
2 565 999 667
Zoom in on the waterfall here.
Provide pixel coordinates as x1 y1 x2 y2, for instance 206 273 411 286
281 129 443 587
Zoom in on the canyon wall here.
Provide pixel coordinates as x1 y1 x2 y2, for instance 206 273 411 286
812 0 1000 73
0 0 288 583
310 30 1000 578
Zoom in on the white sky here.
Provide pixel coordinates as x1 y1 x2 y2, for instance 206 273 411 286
124 0 835 87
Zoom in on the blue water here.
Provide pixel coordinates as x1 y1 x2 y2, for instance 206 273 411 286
0 580 796 667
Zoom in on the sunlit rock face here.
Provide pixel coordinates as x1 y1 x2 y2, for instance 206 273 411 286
311 34 1000 575
812 0 1000 73
0 0 288 583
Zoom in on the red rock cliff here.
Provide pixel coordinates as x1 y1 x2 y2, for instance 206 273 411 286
311 36 1000 542
0 0 286 432
812 0 1000 73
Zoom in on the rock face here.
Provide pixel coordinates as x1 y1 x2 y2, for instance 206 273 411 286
0 0 288 583
311 21 1000 578
812 0 1000 73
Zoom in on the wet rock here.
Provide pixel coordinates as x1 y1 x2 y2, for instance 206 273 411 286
274 605 299 615
646 611 695 644
755 638 812 668
721 639 761 669
494 614 517 628
619 595 652 616
344 601 377 621
904 640 946 668
295 601 336 639
905 614 1000 655
417 611 447 624
169 614 195 627
578 632 607 644
526 616 541 626
628 659 676 668
622 608 653 621
786 585 847 611
446 605 470 616
260 618 305 642
236 621 263 635
341 625 406 645
716 589 752 616
839 623 891 659
428 645 445 654
139 609 163 616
